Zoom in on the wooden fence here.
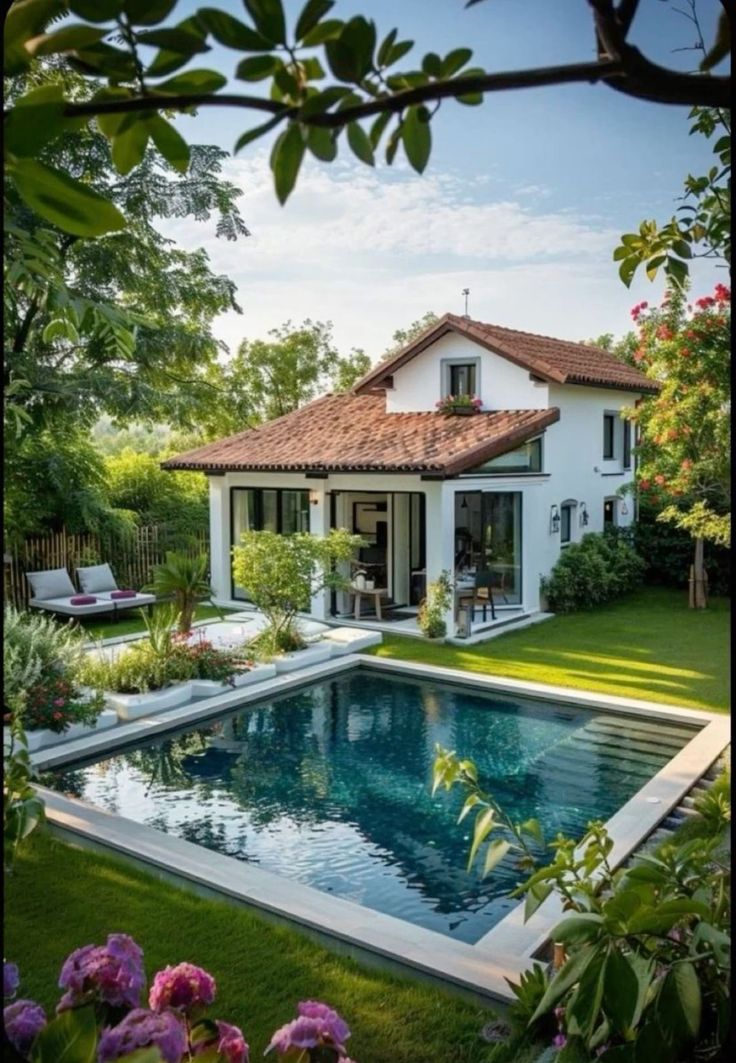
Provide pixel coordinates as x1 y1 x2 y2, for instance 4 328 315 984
4 525 209 609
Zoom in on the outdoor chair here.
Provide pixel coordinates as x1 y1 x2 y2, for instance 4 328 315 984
458 569 497 622
26 567 116 618
76 563 156 612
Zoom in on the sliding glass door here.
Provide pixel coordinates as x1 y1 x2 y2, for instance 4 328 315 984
454 491 522 605
231 487 310 600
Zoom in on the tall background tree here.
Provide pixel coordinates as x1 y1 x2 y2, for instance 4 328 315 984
623 283 730 607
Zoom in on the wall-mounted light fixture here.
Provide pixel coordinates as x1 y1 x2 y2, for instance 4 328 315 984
549 504 560 534
308 490 320 506
620 499 629 516
460 494 468 509
579 502 589 527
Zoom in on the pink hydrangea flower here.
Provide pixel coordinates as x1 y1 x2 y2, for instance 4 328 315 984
149 962 216 1014
194 1020 249 1063
57 934 144 1011
266 1001 350 1056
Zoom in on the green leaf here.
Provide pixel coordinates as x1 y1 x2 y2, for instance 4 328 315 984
441 47 472 77
270 123 306 204
377 28 397 66
627 898 709 936
457 792 481 824
243 0 286 45
68 40 138 79
234 114 285 153
519 817 543 844
68 1 122 20
347 121 374 166
325 16 375 82
656 962 702 1048
25 24 108 56
467 807 495 870
136 28 210 53
369 110 392 149
300 85 352 116
557 1035 592 1063
524 880 554 921
91 87 134 138
665 255 690 288
531 946 597 1023
156 69 227 94
196 8 271 50
386 39 413 66
645 254 666 280
455 66 486 105
42 318 80 343
4 83 67 157
111 119 150 176
307 127 337 162
553 913 604 944
565 950 607 1042
618 256 638 287
602 948 642 1035
402 105 432 174
422 51 442 77
302 19 343 46
296 0 334 41
483 838 511 875
700 9 730 71
30 1003 96 1063
235 54 280 80
671 239 692 258
123 0 177 24
8 159 126 238
147 114 190 173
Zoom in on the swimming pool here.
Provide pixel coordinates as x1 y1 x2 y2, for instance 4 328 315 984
48 670 697 944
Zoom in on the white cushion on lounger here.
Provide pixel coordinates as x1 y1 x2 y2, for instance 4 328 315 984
26 567 76 600
29 596 112 617
77 563 117 593
94 591 156 608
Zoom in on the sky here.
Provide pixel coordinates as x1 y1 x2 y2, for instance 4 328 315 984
154 0 727 361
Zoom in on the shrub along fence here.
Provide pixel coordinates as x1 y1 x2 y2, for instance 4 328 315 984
3 525 209 610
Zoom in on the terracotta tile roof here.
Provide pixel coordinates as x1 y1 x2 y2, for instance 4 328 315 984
162 393 560 476
354 312 659 394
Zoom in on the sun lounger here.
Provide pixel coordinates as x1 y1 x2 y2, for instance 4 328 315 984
26 565 155 619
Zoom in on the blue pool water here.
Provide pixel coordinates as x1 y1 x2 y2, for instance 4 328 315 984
50 671 694 943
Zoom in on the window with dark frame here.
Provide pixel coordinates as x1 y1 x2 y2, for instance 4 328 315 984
603 413 616 459
449 362 476 396
623 420 632 469
231 487 310 599
560 501 574 545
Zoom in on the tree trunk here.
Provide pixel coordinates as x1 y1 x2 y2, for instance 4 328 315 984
689 537 708 610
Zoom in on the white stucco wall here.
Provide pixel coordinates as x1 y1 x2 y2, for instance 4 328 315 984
386 333 549 412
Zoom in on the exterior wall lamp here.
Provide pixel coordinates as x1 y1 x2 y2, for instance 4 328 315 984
308 490 320 505
579 503 589 526
549 504 560 534
620 499 629 516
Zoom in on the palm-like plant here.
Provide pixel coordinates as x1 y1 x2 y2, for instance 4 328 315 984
145 552 210 634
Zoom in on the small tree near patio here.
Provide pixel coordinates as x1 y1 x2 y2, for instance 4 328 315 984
232 530 364 655
624 283 730 609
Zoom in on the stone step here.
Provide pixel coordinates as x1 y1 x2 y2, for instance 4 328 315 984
586 718 696 743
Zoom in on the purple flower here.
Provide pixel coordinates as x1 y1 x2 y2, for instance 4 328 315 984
4 962 20 1000
58 934 144 1011
149 963 216 1014
194 1020 249 1063
266 1002 350 1056
97 1008 187 1063
553 1033 567 1050
4 999 47 1056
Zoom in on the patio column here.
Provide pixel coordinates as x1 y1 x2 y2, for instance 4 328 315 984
308 484 330 620
424 482 455 634
208 476 231 604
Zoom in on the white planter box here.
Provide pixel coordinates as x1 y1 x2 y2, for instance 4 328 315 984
190 664 277 697
324 630 383 656
4 709 119 753
108 682 194 721
274 643 334 674
232 663 277 686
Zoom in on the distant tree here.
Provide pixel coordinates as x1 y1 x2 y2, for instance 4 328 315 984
381 311 439 361
205 319 371 434
105 449 209 540
624 283 730 608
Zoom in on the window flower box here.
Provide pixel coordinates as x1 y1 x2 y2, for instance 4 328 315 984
435 394 483 415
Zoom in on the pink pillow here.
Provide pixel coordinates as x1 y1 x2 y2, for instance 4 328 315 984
70 595 97 605
110 589 136 600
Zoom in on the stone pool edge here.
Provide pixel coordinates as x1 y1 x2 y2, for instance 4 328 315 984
32 655 730 1006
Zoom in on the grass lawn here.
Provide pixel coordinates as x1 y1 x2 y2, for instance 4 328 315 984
368 587 730 713
5 834 493 1063
79 603 238 641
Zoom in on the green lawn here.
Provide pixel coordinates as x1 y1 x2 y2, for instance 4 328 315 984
5 834 492 1063
368 588 730 713
79 603 237 641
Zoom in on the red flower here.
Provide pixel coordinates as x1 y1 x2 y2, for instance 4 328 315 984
654 474 666 485
680 347 691 358
53 711 63 720
714 283 730 304
695 295 716 309
639 479 651 490
656 325 672 340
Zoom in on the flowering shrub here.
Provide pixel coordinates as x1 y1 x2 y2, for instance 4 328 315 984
435 394 483 413
3 944 357 1063
4 605 103 733
418 570 454 638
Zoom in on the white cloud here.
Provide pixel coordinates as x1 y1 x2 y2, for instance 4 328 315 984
157 151 723 360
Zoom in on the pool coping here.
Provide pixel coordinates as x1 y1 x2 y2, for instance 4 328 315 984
33 655 730 1005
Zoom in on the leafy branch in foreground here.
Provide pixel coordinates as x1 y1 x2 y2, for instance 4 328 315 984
3 0 730 235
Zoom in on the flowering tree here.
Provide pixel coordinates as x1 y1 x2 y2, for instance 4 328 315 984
625 283 730 607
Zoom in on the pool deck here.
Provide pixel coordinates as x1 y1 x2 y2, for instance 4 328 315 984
34 654 730 1006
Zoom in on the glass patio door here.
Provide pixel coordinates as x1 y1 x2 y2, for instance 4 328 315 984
480 492 522 605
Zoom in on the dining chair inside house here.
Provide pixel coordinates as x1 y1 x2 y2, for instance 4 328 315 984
459 568 497 622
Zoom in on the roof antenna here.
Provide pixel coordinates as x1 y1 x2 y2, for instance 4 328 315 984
462 288 470 318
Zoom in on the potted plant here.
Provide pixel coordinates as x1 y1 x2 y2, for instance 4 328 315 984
435 394 483 415
418 570 454 639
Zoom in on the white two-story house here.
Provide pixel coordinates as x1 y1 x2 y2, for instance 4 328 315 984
163 313 657 634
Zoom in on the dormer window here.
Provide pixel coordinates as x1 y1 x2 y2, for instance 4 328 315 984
443 357 480 399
